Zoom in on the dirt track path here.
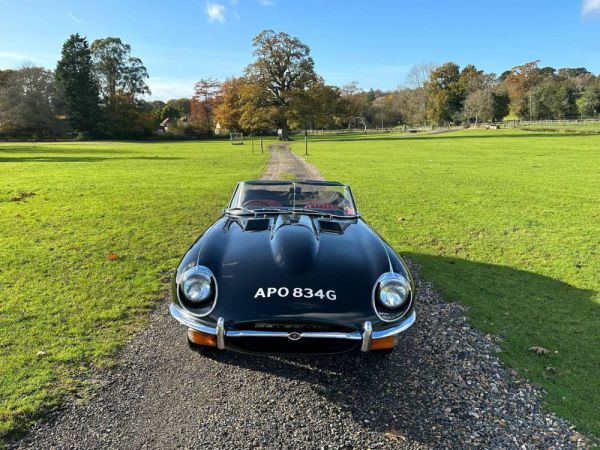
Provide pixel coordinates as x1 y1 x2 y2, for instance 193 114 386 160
261 143 322 180
11 149 586 449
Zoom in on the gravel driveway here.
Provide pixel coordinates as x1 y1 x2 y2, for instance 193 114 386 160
11 147 588 449
261 143 322 181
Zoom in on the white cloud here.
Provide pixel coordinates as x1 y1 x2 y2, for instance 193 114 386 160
67 12 85 24
205 2 226 23
259 0 275 6
146 77 197 101
582 0 600 17
233 10 240 19
230 0 239 5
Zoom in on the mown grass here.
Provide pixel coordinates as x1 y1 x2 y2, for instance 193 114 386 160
0 140 267 441
515 121 600 134
294 129 600 439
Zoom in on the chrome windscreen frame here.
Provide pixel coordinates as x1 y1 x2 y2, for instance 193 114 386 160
169 303 416 352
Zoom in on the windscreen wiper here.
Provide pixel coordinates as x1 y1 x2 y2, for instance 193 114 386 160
224 207 257 216
292 208 360 219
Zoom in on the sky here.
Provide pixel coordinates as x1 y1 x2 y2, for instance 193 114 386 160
1 0 600 100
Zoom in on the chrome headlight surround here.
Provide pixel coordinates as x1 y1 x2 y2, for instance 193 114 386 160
372 272 412 322
177 265 218 317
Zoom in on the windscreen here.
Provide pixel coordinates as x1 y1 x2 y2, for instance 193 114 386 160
230 182 357 216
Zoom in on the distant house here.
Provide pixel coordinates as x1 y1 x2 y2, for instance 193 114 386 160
159 117 173 133
179 115 190 127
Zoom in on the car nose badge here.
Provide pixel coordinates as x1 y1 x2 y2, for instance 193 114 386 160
287 332 302 341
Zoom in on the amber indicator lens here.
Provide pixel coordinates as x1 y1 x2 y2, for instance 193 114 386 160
371 335 398 350
188 329 217 347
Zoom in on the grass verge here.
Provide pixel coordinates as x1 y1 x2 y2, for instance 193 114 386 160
0 140 266 442
294 129 600 439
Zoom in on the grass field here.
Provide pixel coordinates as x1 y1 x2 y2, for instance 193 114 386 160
0 140 267 440
514 121 600 134
294 129 600 438
1 131 599 442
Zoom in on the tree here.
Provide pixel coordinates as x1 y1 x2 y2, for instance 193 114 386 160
492 88 510 121
558 67 590 79
394 88 419 126
580 79 600 117
425 62 463 125
147 100 166 112
245 30 318 139
103 93 155 138
160 104 180 121
289 82 342 130
214 77 246 132
500 60 541 118
530 79 578 119
90 37 151 137
406 63 436 90
91 37 150 110
535 66 556 78
190 78 221 135
238 81 279 133
166 98 192 117
0 66 61 137
405 63 436 126
339 82 370 127
0 69 15 90
458 64 484 93
463 88 494 124
368 93 404 128
55 34 100 135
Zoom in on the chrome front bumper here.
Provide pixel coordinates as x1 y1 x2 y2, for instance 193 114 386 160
169 303 416 352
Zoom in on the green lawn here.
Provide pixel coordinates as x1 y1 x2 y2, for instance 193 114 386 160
515 121 600 133
295 129 600 438
0 140 267 441
1 132 599 443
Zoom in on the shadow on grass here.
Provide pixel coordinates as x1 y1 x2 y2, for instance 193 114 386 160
403 252 597 330
0 146 126 155
198 254 598 444
0 156 182 163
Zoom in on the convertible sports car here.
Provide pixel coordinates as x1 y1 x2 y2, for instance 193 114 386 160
170 180 416 355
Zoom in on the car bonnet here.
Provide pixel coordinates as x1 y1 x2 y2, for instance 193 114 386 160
194 214 391 327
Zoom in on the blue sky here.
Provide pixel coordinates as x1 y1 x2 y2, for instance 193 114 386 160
1 0 600 100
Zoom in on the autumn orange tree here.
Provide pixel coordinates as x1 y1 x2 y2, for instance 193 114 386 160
190 78 221 135
500 60 541 118
213 77 245 132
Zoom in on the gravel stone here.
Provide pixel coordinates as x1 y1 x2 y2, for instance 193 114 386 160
10 149 589 449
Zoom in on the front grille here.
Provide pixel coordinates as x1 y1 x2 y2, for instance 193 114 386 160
235 322 356 333
227 336 358 355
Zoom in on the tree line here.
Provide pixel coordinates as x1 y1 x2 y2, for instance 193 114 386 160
2 30 600 140
0 34 179 139
188 32 600 139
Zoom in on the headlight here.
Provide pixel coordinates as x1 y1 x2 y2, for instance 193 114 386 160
180 266 213 303
377 273 410 309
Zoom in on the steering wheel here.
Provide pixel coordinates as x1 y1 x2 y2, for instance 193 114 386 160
243 199 282 208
